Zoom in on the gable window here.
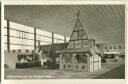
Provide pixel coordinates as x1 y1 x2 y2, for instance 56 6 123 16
109 46 112 49
119 46 121 49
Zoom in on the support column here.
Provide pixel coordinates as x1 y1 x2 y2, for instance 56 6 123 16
93 55 94 71
59 54 63 70
52 33 54 53
51 33 55 63
7 20 10 53
34 28 36 50
64 36 66 43
38 40 40 53
49 33 55 69
87 55 91 72
72 54 75 70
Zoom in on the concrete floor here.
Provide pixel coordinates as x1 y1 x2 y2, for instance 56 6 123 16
5 61 125 79
95 64 125 79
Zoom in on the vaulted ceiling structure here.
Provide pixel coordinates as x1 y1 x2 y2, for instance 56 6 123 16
5 5 125 44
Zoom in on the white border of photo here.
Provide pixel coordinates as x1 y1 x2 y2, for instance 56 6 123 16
1 0 127 84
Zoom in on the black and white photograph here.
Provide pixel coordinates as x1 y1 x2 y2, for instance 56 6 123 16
4 4 125 79
0 2 1 82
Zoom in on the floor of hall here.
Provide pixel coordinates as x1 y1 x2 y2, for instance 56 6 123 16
5 61 125 79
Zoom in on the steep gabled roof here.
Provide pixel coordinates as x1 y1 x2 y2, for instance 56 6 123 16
67 10 93 49
60 10 102 55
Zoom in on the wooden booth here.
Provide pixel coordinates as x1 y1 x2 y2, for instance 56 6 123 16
59 10 102 72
